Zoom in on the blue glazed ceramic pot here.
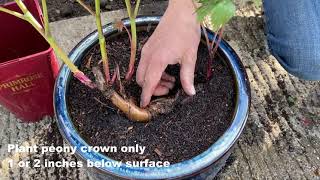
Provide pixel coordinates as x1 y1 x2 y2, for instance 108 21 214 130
54 16 251 180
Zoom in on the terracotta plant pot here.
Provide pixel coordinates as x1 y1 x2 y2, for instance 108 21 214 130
0 0 59 122
54 16 251 179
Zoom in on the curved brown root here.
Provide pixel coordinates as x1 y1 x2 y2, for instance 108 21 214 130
92 67 184 122
110 92 151 122
93 66 151 122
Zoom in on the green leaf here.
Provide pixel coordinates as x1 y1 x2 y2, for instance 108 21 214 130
197 0 235 31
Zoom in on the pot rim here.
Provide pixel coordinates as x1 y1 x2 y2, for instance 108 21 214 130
54 16 251 179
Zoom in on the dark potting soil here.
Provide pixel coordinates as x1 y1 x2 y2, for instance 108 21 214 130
45 0 167 22
0 0 166 21
67 29 236 164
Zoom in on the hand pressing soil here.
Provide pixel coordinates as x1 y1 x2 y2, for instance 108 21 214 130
67 30 235 164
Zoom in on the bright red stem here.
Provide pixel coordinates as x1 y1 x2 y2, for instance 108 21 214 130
123 25 132 45
74 72 96 89
110 69 118 85
125 45 136 80
201 25 211 54
103 63 111 83
207 27 224 80
125 64 134 80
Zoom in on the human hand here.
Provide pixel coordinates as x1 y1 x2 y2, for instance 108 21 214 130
136 0 201 107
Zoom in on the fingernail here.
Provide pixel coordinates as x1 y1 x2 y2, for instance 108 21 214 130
190 86 196 95
140 100 144 108
140 97 147 108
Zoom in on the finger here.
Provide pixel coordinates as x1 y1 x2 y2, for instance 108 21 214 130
153 85 170 96
140 57 167 107
180 50 197 96
159 80 175 90
136 46 151 86
161 72 176 83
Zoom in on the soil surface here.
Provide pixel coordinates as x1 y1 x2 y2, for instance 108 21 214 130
0 0 167 21
46 0 167 22
67 29 236 164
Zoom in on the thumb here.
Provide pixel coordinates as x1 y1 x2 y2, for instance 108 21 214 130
180 50 197 96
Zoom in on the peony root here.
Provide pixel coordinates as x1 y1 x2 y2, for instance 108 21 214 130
92 67 182 122
111 92 151 122
92 67 151 122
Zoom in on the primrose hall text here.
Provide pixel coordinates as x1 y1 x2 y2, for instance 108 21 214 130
0 73 43 92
